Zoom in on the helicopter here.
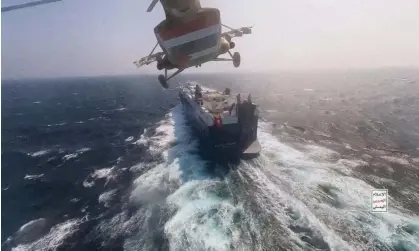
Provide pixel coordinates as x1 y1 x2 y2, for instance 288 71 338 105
134 0 253 88
2 0 253 89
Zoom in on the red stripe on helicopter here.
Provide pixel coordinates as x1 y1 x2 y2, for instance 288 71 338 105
158 11 220 41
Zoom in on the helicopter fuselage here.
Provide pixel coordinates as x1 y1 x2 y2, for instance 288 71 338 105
154 8 225 70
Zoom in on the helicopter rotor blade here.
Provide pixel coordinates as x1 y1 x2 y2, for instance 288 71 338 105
1 0 62 13
146 0 159 12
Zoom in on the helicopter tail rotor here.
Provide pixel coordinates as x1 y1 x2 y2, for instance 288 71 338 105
147 0 159 12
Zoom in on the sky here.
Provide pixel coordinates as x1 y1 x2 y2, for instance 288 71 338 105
1 0 419 79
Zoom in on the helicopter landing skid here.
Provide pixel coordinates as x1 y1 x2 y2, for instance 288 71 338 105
212 51 241 68
158 68 184 89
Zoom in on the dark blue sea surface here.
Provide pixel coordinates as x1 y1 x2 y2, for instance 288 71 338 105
2 70 419 251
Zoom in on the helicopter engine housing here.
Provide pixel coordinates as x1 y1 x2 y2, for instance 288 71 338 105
161 0 201 20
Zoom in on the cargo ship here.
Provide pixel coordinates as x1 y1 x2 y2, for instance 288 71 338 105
179 82 261 160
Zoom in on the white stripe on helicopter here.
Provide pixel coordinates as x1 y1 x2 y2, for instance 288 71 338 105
157 24 221 48
188 45 220 60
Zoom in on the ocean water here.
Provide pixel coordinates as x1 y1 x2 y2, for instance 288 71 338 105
2 69 419 251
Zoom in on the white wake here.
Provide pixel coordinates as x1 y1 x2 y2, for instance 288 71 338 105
123 105 418 251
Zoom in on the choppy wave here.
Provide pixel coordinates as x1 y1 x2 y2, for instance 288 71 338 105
11 218 84 251
4 72 419 251
125 136 134 142
123 105 248 250
99 189 118 208
62 148 90 161
28 150 50 157
121 105 419 251
6 103 419 251
24 174 44 180
380 156 411 166
83 166 117 188
243 123 419 250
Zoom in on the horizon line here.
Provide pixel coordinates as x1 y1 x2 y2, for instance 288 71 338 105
2 66 418 82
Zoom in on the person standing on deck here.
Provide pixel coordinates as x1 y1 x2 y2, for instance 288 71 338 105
195 84 203 104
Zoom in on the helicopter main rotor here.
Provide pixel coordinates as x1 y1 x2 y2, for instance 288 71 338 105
1 0 62 13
